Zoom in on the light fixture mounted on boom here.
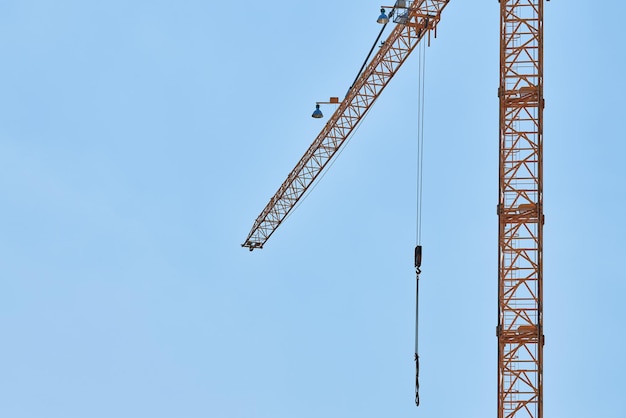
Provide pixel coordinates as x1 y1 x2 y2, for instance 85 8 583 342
311 97 340 119
377 8 389 24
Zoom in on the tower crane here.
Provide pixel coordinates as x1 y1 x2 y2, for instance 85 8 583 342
242 1 546 417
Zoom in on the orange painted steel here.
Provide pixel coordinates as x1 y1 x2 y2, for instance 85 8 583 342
497 1 544 417
243 1 548 417
242 0 450 251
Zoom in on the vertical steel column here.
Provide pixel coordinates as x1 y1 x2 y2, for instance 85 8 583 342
497 1 544 417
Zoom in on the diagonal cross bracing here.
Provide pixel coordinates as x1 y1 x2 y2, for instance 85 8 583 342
498 1 544 418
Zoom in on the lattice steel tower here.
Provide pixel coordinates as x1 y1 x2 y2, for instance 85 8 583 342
497 1 544 417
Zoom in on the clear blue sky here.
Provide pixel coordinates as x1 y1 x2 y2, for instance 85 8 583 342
1 1 624 417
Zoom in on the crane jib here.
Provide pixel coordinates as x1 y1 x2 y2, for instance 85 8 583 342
242 0 450 251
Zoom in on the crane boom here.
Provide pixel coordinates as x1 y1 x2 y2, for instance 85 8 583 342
242 0 450 250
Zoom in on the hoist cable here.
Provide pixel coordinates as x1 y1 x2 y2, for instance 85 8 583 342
416 40 426 245
414 38 426 408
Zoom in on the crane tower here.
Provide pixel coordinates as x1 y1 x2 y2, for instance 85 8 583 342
497 1 544 417
242 1 546 417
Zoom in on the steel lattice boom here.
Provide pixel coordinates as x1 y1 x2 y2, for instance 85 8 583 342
497 1 544 417
242 0 450 250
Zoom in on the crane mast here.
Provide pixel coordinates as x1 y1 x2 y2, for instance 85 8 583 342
497 1 544 417
242 0 450 251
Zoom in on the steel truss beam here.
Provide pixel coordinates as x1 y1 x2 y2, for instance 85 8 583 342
242 0 450 250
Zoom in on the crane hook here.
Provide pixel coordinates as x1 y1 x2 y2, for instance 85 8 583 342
414 245 422 406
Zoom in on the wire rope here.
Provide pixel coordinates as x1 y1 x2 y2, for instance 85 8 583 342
414 37 426 408
416 39 426 246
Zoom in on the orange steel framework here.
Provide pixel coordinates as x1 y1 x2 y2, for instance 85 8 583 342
242 0 450 251
242 1 546 417
497 1 544 417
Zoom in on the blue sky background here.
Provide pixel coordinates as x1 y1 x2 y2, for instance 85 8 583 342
1 1 625 417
